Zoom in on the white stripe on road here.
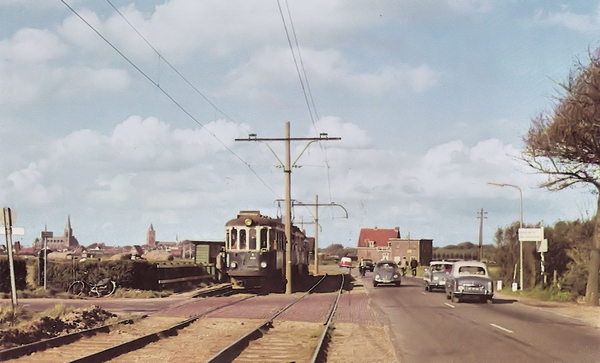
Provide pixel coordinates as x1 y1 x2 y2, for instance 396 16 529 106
490 323 514 334
444 303 455 308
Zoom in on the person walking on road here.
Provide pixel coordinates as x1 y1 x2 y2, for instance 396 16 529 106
399 256 408 276
359 258 366 277
410 257 418 277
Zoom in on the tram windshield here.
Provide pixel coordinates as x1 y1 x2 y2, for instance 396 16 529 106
228 227 265 251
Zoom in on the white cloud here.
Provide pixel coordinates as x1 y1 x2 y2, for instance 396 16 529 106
532 7 600 33
0 28 66 63
226 47 441 99
311 116 372 148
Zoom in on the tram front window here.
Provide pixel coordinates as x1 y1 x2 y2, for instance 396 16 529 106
240 229 247 249
249 229 257 250
230 228 237 250
260 228 268 250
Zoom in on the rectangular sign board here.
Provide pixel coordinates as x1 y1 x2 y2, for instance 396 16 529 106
0 227 25 236
536 239 548 253
519 228 544 242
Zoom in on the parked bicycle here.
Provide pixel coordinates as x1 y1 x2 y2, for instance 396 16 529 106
67 271 117 297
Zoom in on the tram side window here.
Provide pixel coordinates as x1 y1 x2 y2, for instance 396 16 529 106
249 228 257 250
277 231 284 250
240 229 247 250
231 228 237 250
260 228 268 250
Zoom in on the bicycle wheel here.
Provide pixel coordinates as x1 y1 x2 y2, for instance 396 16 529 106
106 281 116 297
67 281 85 296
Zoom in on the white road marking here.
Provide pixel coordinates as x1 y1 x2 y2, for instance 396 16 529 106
490 323 514 334
444 303 455 308
421 292 427 295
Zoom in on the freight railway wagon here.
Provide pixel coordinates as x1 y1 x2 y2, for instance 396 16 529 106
225 210 313 290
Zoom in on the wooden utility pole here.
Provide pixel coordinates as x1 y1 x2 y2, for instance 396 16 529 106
293 195 348 275
477 208 487 261
2 207 21 311
235 122 340 294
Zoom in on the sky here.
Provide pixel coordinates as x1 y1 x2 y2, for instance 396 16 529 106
2 0 600 249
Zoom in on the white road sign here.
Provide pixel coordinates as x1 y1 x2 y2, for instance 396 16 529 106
536 239 548 253
0 227 25 236
518 228 544 242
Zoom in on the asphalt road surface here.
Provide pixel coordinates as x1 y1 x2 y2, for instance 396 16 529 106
362 274 600 363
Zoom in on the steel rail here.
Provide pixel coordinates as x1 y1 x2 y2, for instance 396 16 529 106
0 284 244 362
310 274 345 363
67 294 255 363
203 274 337 363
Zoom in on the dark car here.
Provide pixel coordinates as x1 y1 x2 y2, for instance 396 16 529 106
423 261 453 292
372 260 401 287
363 258 374 272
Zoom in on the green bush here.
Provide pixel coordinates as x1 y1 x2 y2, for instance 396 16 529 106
0 257 27 292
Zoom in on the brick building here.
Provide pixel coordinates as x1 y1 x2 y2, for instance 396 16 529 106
356 226 432 266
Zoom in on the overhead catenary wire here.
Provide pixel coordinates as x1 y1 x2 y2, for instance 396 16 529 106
277 0 336 209
105 0 283 187
60 0 279 197
105 0 241 128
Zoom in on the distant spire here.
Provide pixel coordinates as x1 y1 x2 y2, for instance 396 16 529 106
149 224 154 231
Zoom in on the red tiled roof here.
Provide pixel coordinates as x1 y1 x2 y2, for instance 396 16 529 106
357 227 400 247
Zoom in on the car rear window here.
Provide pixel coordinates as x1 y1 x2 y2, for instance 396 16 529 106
458 266 487 275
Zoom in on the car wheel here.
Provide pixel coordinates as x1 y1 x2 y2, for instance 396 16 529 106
446 291 451 300
396 282 401 287
373 281 378 287
424 284 429 292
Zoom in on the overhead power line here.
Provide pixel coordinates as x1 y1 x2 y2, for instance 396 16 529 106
276 0 335 205
59 0 278 197
105 0 240 127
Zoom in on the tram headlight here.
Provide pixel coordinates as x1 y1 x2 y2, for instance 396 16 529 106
230 261 237 269
260 261 268 269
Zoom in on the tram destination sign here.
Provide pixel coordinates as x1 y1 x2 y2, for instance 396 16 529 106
518 227 544 242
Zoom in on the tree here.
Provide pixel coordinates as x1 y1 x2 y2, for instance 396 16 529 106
523 52 600 305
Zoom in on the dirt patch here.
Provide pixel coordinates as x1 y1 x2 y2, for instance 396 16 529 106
327 323 398 362
0 305 116 349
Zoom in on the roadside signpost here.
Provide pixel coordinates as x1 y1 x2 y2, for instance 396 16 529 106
518 227 545 289
1 207 25 311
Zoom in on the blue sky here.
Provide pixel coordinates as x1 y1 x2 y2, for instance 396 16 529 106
1 0 600 248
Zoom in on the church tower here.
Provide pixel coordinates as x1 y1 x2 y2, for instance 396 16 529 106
63 215 79 248
146 224 156 247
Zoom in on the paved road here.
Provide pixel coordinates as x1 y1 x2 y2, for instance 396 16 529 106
361 273 600 363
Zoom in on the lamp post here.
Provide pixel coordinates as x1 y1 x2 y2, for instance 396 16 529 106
487 182 523 290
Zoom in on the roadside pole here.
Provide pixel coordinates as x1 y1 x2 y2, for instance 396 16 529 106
236 123 340 294
518 227 544 290
2 207 22 311
293 196 348 276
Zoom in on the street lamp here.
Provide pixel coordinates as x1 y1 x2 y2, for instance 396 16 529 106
487 182 524 290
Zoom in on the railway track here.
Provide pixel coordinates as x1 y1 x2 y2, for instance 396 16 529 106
2 276 344 363
0 284 244 362
204 274 345 363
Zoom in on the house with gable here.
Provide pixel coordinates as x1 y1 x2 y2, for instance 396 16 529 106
357 226 432 266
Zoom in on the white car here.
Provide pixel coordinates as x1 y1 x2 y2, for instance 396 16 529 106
445 261 494 303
